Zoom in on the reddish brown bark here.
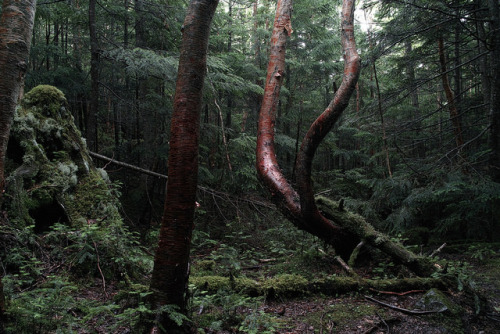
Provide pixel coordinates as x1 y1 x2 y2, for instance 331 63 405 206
437 35 465 150
0 0 37 326
148 0 218 332
295 0 361 225
256 0 360 249
256 0 300 221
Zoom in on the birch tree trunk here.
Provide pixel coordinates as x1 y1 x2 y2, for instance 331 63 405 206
0 0 37 329
148 0 218 332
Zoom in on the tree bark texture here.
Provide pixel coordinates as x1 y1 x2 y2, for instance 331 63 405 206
148 0 218 332
0 0 37 326
256 0 361 250
255 0 435 276
256 0 300 222
295 0 361 223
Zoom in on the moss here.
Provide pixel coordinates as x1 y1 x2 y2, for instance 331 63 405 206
190 276 231 293
21 85 67 119
322 302 379 328
5 85 121 231
63 169 121 224
262 274 309 298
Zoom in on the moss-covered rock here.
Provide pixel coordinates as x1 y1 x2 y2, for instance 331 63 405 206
3 85 120 232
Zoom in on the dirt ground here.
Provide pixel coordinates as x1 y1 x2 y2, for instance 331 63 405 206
256 254 500 334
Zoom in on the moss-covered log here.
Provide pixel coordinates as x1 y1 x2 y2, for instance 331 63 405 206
316 196 436 277
189 274 447 299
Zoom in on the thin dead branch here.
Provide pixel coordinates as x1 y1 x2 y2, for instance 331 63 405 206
364 295 447 315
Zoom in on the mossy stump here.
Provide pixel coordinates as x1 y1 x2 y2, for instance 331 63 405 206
3 85 121 232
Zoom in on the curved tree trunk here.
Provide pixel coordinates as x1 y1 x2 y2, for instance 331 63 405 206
256 0 435 276
256 0 358 250
148 0 218 332
0 0 37 329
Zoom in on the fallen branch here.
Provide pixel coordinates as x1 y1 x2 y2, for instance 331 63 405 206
369 288 425 296
89 151 168 179
335 255 359 278
364 295 447 315
429 243 446 257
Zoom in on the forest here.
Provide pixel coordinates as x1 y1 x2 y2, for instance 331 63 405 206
0 0 499 333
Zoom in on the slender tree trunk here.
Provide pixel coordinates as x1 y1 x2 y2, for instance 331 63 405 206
405 39 423 157
437 35 466 165
88 0 99 151
0 0 37 329
148 0 218 332
488 0 500 182
372 60 392 178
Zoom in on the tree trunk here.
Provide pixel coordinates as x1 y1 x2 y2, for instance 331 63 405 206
437 35 463 148
405 39 423 157
0 0 37 329
148 0 218 332
88 0 99 152
488 0 500 182
256 0 359 248
372 60 392 178
437 34 467 170
256 0 435 276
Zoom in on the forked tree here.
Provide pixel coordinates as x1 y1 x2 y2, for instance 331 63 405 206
256 0 435 276
147 0 218 333
0 0 37 329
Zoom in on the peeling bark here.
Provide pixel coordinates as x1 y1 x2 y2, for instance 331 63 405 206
148 0 218 332
256 0 302 222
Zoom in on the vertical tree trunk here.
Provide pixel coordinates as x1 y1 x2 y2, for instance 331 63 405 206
88 0 99 151
372 60 392 178
0 0 37 329
488 0 500 182
437 35 466 163
405 39 423 157
148 0 218 332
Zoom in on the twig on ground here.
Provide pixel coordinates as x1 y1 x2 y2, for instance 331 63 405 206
92 239 108 298
369 288 425 296
376 311 390 333
364 295 446 315
429 243 447 257
335 255 359 278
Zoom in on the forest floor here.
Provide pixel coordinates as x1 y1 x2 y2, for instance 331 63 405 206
189 245 500 334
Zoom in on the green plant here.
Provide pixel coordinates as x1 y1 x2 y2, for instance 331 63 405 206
468 244 497 262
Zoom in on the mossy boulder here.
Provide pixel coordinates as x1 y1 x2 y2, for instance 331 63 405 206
3 85 121 232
